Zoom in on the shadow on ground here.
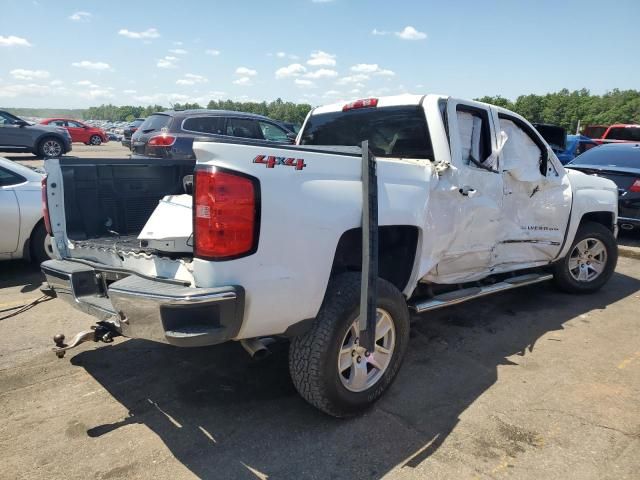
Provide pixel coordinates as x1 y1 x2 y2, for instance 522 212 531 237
67 271 640 479
0 260 44 290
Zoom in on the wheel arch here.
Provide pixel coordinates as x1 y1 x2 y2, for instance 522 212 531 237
22 217 45 261
330 225 419 293
35 133 66 154
579 211 615 232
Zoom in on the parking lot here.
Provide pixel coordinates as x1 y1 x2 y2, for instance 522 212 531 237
0 146 639 480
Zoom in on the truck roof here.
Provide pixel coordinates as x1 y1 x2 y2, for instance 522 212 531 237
312 94 443 115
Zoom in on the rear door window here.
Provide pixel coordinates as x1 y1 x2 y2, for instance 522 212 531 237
300 106 433 159
226 118 264 140
182 116 225 135
139 114 172 133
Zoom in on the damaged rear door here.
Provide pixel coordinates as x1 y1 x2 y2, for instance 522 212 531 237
495 113 572 266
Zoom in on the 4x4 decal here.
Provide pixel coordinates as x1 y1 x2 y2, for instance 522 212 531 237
253 155 306 170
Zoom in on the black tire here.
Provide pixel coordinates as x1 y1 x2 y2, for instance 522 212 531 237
30 222 53 265
289 273 410 417
553 221 617 293
89 135 102 146
38 137 64 158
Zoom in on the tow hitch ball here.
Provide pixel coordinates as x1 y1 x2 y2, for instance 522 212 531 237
52 322 120 358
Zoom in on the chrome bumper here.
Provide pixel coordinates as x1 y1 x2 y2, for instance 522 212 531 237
41 259 244 347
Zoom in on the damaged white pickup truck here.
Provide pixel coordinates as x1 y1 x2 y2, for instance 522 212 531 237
41 95 619 417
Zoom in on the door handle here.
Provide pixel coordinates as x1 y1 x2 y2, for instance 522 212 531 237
459 186 477 197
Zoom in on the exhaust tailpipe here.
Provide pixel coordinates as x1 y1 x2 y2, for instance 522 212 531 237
240 338 272 360
620 223 635 231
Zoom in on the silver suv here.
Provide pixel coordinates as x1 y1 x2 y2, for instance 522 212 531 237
0 110 72 158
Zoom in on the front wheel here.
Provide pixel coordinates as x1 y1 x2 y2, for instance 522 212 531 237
553 221 618 293
89 135 102 146
30 223 54 265
289 273 410 417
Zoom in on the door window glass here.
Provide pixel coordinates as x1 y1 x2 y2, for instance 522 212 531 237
182 116 224 135
456 107 493 169
0 112 15 125
66 121 83 128
226 118 264 139
258 121 289 142
0 167 26 187
500 118 544 179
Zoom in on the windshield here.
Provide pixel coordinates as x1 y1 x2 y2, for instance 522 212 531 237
605 127 640 142
300 106 433 159
569 146 640 169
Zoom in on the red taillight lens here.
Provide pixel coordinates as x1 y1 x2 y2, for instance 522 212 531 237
630 179 640 193
342 98 378 111
41 176 52 235
194 168 258 259
148 134 176 147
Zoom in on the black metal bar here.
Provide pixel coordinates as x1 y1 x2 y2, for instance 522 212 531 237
359 140 378 354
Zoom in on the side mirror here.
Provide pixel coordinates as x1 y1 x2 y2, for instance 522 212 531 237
286 132 297 142
15 120 29 127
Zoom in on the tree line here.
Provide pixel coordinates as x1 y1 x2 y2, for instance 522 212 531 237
476 89 640 133
6 89 639 131
82 98 313 125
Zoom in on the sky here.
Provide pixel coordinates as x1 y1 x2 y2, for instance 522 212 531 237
1 0 639 109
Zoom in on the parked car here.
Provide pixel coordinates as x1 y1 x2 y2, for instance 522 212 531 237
107 132 122 142
0 157 52 263
582 125 608 139
0 110 72 158
556 135 599 164
568 143 640 230
592 124 640 144
130 110 296 160
121 118 145 149
41 95 620 416
40 118 108 146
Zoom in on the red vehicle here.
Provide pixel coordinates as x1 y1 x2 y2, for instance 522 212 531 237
40 118 108 146
590 124 640 145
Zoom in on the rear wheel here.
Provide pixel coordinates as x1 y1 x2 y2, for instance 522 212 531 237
553 221 617 293
38 137 63 158
30 222 53 265
289 273 410 417
89 135 102 146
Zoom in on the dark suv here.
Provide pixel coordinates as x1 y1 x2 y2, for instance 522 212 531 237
122 118 145 149
130 110 296 160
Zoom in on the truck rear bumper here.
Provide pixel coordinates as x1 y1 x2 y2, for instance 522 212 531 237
41 259 244 347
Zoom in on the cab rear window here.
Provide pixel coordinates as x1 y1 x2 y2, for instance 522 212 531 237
300 106 433 159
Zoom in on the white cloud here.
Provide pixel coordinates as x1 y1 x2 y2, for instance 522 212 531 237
303 68 338 79
157 56 178 68
71 60 111 70
307 50 336 67
276 52 286 58
49 80 63 86
235 67 257 76
10 69 50 80
169 48 187 55
69 11 91 21
312 0 335 3
205 49 221 56
173 41 183 46
275 63 306 79
323 90 341 97
395 26 426 40
123 89 137 94
176 73 208 85
0 83 51 98
350 64 395 76
371 29 389 36
336 74 369 85
76 80 92 86
0 35 31 47
79 89 114 100
233 77 252 86
295 79 316 88
118 28 160 40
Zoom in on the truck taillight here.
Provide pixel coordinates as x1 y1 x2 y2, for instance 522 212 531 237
193 168 259 259
148 134 176 147
41 176 52 235
342 98 378 111
630 179 640 193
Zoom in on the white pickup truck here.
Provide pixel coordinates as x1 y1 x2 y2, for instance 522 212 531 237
41 94 619 417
